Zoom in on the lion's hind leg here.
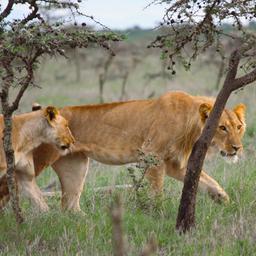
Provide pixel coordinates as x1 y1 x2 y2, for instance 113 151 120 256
145 163 165 194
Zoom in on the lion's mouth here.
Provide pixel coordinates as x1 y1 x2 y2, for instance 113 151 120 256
55 142 72 155
60 144 70 150
220 151 236 157
220 150 239 164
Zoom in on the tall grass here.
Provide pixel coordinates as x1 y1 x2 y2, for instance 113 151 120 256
3 43 256 255
0 156 256 255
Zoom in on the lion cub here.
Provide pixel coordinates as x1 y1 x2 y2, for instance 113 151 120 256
0 106 75 211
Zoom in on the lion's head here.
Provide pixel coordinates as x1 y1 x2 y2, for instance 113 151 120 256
43 106 75 154
199 103 246 163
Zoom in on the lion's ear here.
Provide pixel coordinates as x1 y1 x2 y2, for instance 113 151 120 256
32 102 42 111
44 106 59 123
233 103 246 123
199 103 212 122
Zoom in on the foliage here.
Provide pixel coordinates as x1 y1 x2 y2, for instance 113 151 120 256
128 150 160 192
149 0 256 74
0 1 122 110
0 0 122 223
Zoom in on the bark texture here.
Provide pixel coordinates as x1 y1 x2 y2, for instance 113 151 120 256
2 115 23 223
0 60 26 224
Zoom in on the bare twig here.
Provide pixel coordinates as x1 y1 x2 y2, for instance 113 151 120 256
110 196 126 256
0 0 14 22
140 236 157 256
233 67 256 90
20 0 39 25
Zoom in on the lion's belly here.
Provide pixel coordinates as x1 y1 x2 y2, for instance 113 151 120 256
85 144 139 165
74 135 140 164
91 154 136 165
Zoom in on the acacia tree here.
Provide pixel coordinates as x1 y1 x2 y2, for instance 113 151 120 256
0 0 121 223
149 0 256 232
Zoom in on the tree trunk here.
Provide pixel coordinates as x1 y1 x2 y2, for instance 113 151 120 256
99 74 104 103
1 61 24 223
2 113 24 224
176 86 232 232
119 72 129 101
175 50 241 232
175 49 256 233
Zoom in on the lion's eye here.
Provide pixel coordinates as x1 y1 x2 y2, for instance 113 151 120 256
219 125 227 131
237 124 242 130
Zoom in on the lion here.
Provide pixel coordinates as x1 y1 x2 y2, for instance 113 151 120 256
0 91 246 212
0 106 75 211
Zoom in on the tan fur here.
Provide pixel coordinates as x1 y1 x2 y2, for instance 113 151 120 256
30 91 245 211
0 106 75 211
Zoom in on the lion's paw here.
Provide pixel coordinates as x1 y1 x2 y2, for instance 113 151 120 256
208 190 230 204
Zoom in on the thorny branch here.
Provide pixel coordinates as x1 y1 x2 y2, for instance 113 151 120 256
10 50 43 112
20 0 39 25
149 0 256 73
110 196 125 256
110 196 157 256
0 0 122 223
0 0 14 22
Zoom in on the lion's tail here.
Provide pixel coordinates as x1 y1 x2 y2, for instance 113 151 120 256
0 175 10 209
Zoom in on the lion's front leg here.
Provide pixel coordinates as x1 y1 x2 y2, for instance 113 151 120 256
0 169 49 212
52 152 89 212
17 172 49 212
199 170 229 203
164 160 229 203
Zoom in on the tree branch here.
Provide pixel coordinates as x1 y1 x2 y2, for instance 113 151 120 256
20 0 38 25
0 0 14 22
232 67 256 90
10 68 33 112
223 49 240 86
1 60 14 113
10 49 43 112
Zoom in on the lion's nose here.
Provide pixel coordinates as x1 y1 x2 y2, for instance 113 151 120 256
61 144 70 150
232 145 241 152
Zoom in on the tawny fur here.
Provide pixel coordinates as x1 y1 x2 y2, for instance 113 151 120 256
11 91 248 211
0 107 74 211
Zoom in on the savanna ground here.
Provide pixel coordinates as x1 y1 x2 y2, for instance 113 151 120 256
1 29 256 255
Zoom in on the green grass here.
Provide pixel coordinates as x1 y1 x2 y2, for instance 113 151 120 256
4 40 256 255
1 156 256 255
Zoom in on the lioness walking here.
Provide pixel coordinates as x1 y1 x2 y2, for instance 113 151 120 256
0 106 74 211
5 91 247 212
